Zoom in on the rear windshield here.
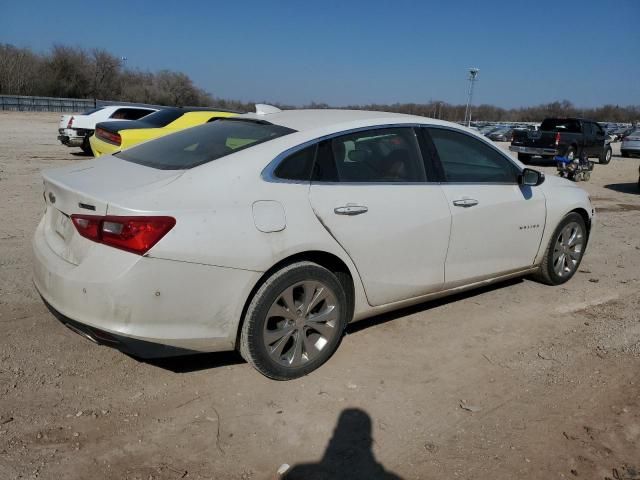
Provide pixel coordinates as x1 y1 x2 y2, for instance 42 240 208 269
540 119 581 133
138 109 186 127
115 119 295 170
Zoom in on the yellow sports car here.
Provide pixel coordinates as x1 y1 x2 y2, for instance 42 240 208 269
89 107 238 157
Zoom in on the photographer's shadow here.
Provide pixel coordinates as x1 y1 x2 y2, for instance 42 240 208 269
284 408 402 480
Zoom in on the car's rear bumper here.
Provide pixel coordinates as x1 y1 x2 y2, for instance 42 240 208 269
58 128 93 147
621 143 640 154
509 145 558 156
32 217 261 357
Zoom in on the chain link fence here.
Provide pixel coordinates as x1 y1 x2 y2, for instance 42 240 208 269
0 95 164 112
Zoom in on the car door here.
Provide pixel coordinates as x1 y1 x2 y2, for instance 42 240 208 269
308 126 452 307
590 122 606 156
423 127 546 287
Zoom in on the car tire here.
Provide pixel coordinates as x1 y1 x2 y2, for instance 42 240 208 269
532 212 587 286
599 146 612 164
81 136 93 155
239 261 348 380
517 153 532 163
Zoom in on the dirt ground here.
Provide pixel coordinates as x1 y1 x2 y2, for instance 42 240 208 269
0 111 639 480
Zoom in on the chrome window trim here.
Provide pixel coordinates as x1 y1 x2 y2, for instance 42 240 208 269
261 123 431 184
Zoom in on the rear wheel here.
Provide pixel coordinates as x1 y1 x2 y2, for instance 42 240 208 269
81 136 93 155
532 212 586 285
239 262 348 380
599 146 612 164
517 153 532 163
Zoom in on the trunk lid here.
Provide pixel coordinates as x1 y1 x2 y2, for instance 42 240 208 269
41 157 183 265
59 114 73 130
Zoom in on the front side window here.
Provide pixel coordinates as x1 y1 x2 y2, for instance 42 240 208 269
116 119 295 170
312 127 426 183
427 128 520 183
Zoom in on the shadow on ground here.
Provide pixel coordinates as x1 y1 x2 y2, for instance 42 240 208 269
604 183 640 195
146 278 525 373
347 277 523 335
142 350 244 373
283 408 402 480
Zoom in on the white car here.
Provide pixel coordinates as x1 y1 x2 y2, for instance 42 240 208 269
34 107 595 379
58 105 158 154
621 129 640 158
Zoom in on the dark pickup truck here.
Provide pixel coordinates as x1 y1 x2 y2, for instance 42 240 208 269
510 118 612 165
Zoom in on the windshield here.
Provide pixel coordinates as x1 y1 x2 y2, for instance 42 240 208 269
540 119 581 133
115 119 296 170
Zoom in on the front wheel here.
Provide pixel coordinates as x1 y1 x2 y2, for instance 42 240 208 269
532 212 587 285
239 262 348 380
599 146 612 164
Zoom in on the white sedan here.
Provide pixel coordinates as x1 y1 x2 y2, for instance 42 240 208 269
58 105 157 154
34 107 594 379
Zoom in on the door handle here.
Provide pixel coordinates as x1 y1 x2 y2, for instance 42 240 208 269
452 198 479 208
334 205 369 216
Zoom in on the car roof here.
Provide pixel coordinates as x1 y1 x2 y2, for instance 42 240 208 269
239 108 453 133
166 106 243 114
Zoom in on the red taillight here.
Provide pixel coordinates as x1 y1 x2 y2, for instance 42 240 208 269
67 116 74 128
71 215 175 255
95 127 122 146
555 132 561 146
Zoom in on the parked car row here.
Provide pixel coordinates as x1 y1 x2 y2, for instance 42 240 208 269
58 105 240 156
42 105 596 379
58 105 158 154
600 122 636 142
510 117 612 165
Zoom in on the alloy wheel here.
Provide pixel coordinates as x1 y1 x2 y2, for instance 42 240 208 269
552 221 584 277
263 281 340 367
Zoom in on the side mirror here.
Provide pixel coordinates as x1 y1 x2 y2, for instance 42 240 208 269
519 168 545 186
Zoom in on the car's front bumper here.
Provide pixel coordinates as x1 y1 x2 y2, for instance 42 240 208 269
32 217 261 358
509 145 558 156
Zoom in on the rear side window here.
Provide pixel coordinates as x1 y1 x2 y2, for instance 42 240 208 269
427 128 520 183
540 119 581 133
274 145 316 181
110 108 155 120
116 119 295 170
312 127 427 183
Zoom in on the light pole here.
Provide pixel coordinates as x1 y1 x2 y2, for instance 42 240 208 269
463 68 479 127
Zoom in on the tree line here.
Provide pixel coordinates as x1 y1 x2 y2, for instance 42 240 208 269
1 43 638 123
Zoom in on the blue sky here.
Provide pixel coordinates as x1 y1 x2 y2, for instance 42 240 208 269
1 0 638 108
